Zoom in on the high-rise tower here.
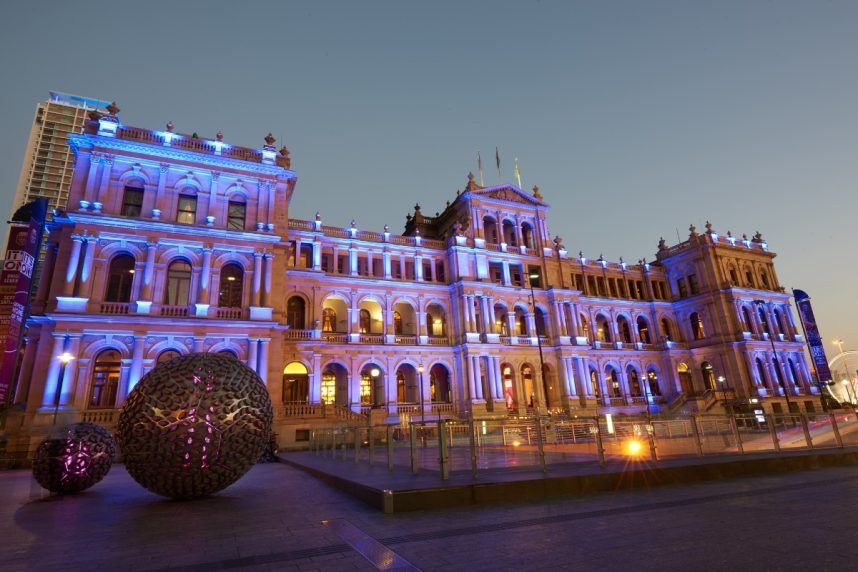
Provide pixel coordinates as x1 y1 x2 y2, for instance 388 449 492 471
13 91 111 214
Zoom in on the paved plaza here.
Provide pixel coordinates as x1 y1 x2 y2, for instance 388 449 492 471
1 462 856 571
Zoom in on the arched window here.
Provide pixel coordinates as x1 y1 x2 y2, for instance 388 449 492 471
677 362 693 394
521 223 534 249
393 311 403 335
218 263 244 307
89 350 120 409
773 308 785 336
628 369 642 397
637 317 651 344
502 220 517 246
121 182 144 217
164 259 192 306
430 313 446 337
105 254 135 303
742 306 754 333
396 370 407 403
515 309 528 337
157 349 181 364
617 316 632 343
729 267 739 285
660 318 673 342
282 362 309 402
359 309 371 333
607 368 621 397
322 308 336 332
773 357 785 389
535 308 547 337
745 270 754 287
580 314 591 340
429 364 451 403
757 306 770 335
227 196 247 231
788 358 800 384
760 271 769 289
286 296 306 329
502 364 516 408
689 312 705 340
320 368 336 405
589 369 600 397
701 362 715 390
595 315 612 343
756 358 768 385
483 216 499 244
647 369 662 396
521 364 536 407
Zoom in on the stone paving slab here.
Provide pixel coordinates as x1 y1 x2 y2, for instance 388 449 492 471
2 463 857 570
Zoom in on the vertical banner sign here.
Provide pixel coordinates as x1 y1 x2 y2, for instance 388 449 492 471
792 289 832 383
0 199 47 402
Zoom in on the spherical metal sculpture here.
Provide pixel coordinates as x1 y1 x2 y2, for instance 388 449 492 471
117 353 273 499
32 422 116 494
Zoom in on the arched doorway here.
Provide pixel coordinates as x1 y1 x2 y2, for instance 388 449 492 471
429 364 451 403
360 363 385 407
677 362 694 394
501 363 516 409
542 364 558 407
701 361 716 391
646 369 662 396
521 364 536 407
89 349 120 409
282 361 309 402
286 296 306 330
395 364 419 403
605 366 622 398
627 367 642 397
320 363 349 406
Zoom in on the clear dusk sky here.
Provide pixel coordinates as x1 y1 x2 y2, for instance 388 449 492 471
0 1 855 359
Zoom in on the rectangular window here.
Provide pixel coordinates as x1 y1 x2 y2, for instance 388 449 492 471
688 274 699 295
636 281 645 299
587 275 597 295
321 254 331 273
677 278 688 298
227 200 246 230
436 262 445 282
608 278 618 298
628 279 637 299
489 262 503 284
510 265 523 287
597 277 606 296
176 194 197 224
121 187 143 217
527 266 542 288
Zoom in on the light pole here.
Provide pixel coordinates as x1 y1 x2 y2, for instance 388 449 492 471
642 373 653 421
370 367 380 410
53 352 75 425
842 379 857 406
528 271 548 414
417 363 426 423
754 299 794 414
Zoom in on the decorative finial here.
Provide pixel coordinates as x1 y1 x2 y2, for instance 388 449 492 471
350 219 356 229
532 185 543 200
727 230 733 238
87 109 102 121
688 224 698 238
742 233 748 240
216 131 224 141
578 250 584 259
752 230 763 242
264 133 276 146
106 101 120 115
553 235 564 249
384 224 389 232
315 211 321 221
166 121 174 132
658 237 667 251
414 203 421 212
279 146 290 156
705 220 713 234
619 256 624 264
467 171 475 181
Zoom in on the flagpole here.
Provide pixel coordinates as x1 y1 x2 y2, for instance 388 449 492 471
495 147 501 184
477 151 484 186
514 158 522 188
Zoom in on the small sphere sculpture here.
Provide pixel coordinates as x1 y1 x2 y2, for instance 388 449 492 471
117 353 273 499
32 422 116 494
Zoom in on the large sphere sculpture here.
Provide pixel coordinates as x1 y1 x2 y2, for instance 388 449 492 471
117 352 273 499
32 422 116 494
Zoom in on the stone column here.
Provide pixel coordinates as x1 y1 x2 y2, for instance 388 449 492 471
480 296 491 333
486 297 497 332
93 154 113 209
198 247 213 306
206 171 220 223
415 255 423 280
62 235 84 296
331 246 339 274
526 312 537 339
140 241 158 302
258 339 270 384
251 251 263 307
59 335 82 406
312 241 321 271
41 335 68 408
366 250 374 277
77 237 98 299
383 250 392 278
501 261 511 285
126 335 146 398
349 247 358 276
153 163 168 218
262 252 274 307
83 154 102 204
247 338 259 372
467 355 478 400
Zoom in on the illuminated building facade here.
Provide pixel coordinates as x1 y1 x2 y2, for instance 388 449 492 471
7 107 822 449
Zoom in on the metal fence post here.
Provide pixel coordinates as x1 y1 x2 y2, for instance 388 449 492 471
534 415 547 473
354 426 361 463
331 429 338 459
767 414 780 452
829 412 844 448
729 414 744 455
438 420 450 480
690 415 704 457
647 421 658 462
410 422 418 474
594 417 606 465
386 425 394 471
368 424 375 466
467 412 478 478
800 414 813 449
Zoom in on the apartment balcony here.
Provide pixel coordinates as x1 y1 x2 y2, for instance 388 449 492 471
284 329 314 340
394 335 418 345
99 302 130 315
159 304 190 317
215 307 244 320
358 333 385 344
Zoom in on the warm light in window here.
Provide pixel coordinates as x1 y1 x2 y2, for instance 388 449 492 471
370 368 380 378
227 276 235 281
128 269 135 274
